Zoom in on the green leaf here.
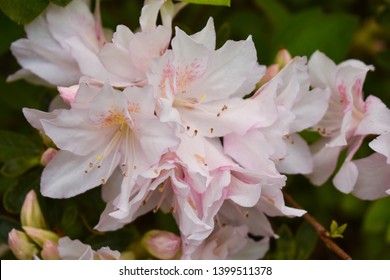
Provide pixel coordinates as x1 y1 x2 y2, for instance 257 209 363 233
252 0 290 30
177 0 230 6
295 222 318 259
0 130 42 163
0 215 21 243
85 226 138 252
50 0 72 7
327 220 347 238
0 176 18 196
1 156 40 177
0 0 49 25
363 197 390 235
60 204 86 239
273 8 359 62
3 168 41 214
273 224 296 259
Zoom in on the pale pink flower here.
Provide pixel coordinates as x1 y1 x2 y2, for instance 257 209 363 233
23 83 179 199
58 237 120 260
147 18 265 137
183 225 269 260
307 51 390 199
98 0 185 87
9 0 109 86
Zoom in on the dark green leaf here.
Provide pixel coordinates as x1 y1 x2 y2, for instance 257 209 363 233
60 204 85 239
50 0 72 7
0 176 18 195
0 11 23 54
273 224 296 259
85 226 138 252
252 0 290 30
1 156 40 177
0 0 49 25
273 9 358 62
3 168 41 214
177 0 230 6
0 215 21 243
363 197 390 235
295 222 318 259
0 130 42 162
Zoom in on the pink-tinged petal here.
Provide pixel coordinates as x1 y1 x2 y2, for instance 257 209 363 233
140 0 165 31
276 133 313 174
197 36 261 100
41 109 115 156
190 18 216 50
129 26 171 73
356 95 390 136
133 116 180 170
23 108 59 131
228 175 261 208
290 87 331 132
98 26 144 85
123 86 156 117
232 237 269 260
332 161 358 193
41 149 120 198
58 85 79 105
65 36 108 82
46 1 101 53
369 132 390 164
10 39 81 86
352 153 390 200
220 202 276 237
308 51 337 89
178 97 267 137
224 130 282 180
307 139 343 185
58 237 94 260
259 185 306 217
7 69 52 86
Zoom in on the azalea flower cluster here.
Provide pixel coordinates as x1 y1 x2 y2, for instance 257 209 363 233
8 0 390 259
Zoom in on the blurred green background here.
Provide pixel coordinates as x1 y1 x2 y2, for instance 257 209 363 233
0 0 390 259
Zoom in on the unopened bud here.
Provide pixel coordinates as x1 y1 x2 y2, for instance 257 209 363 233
94 247 121 260
41 239 59 260
21 190 47 229
58 85 79 105
274 48 292 68
22 226 59 247
8 229 38 259
142 230 181 260
40 148 58 166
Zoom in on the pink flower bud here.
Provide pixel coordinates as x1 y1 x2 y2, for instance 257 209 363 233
58 85 79 105
40 148 58 166
8 229 39 260
22 226 59 247
275 48 292 68
21 190 47 229
142 230 181 260
41 240 59 260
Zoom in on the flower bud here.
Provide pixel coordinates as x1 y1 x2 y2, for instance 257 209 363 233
40 148 58 166
22 226 59 247
21 190 47 229
8 229 39 259
141 230 181 260
274 48 292 68
41 239 59 260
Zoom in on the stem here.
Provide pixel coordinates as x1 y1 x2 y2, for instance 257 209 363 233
283 192 352 260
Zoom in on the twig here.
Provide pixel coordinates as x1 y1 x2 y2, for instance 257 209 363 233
283 191 352 260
